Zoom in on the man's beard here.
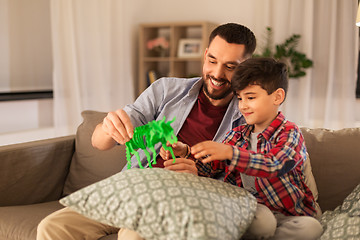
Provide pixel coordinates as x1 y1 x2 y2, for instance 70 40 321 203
203 75 233 100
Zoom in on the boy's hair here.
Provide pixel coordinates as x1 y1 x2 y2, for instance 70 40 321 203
231 57 288 97
209 23 256 58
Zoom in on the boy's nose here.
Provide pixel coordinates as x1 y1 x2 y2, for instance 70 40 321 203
239 102 248 110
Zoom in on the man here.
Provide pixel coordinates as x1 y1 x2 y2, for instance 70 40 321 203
37 22 256 240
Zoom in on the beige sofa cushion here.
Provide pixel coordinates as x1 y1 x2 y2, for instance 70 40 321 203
0 201 63 240
63 110 127 195
301 127 360 212
303 153 321 217
0 136 74 206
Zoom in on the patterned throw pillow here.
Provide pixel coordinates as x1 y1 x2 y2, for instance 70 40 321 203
320 183 360 239
60 168 257 240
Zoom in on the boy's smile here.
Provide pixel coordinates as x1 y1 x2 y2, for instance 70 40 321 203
236 85 284 133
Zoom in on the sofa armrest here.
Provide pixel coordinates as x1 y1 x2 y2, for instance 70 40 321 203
0 135 75 207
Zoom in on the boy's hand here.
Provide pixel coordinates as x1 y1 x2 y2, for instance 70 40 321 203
160 141 188 160
191 141 233 164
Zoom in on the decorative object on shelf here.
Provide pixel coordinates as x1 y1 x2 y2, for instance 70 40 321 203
146 70 158 86
177 38 203 58
255 27 313 78
146 37 169 57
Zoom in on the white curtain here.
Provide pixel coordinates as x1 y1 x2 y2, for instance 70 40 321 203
254 0 358 129
50 0 134 136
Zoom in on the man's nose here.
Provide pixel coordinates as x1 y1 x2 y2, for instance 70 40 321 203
213 65 225 79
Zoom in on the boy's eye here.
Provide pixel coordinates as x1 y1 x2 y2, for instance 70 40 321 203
248 97 255 100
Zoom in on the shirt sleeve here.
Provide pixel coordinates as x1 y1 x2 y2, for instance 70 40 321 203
228 126 306 178
197 130 233 178
123 78 166 128
197 160 226 178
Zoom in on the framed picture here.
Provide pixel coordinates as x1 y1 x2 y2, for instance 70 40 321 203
177 39 203 58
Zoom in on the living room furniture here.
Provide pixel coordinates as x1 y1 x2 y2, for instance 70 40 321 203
1 110 360 240
138 21 217 96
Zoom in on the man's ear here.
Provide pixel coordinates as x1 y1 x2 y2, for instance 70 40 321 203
273 88 286 105
203 48 208 62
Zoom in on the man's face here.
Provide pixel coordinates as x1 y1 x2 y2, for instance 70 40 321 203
202 36 247 105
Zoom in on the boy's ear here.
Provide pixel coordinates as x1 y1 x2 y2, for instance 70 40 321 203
273 88 286 105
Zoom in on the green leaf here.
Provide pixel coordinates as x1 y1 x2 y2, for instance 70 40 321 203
254 27 313 79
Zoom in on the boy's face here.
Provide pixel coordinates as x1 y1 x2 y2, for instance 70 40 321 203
236 84 284 133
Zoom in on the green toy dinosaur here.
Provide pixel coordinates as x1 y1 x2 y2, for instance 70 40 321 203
125 117 177 169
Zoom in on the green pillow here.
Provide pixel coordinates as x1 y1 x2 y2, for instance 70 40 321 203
60 168 257 240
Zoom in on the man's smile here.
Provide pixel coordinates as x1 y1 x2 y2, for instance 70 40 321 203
209 76 230 89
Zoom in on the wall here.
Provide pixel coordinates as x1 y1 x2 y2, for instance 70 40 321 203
126 0 261 86
0 0 359 146
127 0 360 127
0 0 52 92
0 99 54 145
0 0 53 145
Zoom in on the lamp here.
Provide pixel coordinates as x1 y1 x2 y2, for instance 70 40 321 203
357 3 360 26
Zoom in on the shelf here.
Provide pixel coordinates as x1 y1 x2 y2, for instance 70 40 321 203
137 21 218 97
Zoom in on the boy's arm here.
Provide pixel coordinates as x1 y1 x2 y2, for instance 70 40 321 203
191 141 233 162
191 141 231 178
192 126 306 178
228 127 305 178
196 160 226 179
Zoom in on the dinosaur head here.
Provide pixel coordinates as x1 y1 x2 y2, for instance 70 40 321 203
161 117 178 144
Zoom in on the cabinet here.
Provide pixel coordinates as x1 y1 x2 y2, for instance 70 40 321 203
137 21 218 96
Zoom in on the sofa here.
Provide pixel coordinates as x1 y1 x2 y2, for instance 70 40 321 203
0 110 360 240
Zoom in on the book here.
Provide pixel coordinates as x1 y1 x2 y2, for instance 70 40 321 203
147 70 158 86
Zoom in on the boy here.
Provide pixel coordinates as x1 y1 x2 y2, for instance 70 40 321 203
165 58 323 239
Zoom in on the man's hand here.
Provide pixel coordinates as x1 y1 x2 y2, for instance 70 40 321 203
191 141 233 164
101 109 134 145
160 141 188 160
92 109 134 150
164 158 198 175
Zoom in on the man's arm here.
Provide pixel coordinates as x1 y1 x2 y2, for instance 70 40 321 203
92 79 171 151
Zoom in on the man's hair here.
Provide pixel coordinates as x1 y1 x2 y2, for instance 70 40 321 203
209 23 256 57
231 57 288 97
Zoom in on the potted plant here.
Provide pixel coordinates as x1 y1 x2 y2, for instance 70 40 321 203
255 27 313 78
146 37 169 57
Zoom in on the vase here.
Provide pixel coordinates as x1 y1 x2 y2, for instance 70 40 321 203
150 47 168 57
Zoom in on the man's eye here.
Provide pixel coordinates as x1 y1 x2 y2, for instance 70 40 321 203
248 97 255 100
237 97 242 101
226 65 236 70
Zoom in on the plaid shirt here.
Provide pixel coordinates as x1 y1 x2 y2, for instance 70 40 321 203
197 112 316 216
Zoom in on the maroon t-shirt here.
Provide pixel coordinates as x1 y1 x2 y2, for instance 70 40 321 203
152 89 228 168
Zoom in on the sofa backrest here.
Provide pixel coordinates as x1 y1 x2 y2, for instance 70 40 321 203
301 127 360 212
63 110 127 195
63 110 360 213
